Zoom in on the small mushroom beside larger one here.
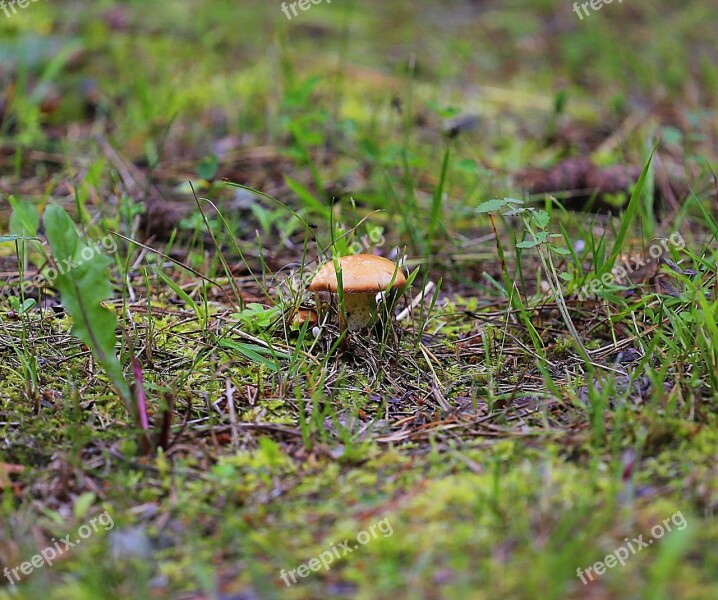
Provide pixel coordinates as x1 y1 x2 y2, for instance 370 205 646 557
290 308 319 329
288 308 320 338
308 254 407 331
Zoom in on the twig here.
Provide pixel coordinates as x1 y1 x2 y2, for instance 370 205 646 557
397 281 435 321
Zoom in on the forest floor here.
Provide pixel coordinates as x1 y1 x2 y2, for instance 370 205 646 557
1 1 717 598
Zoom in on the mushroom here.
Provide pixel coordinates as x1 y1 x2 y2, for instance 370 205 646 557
308 254 407 331
288 308 321 338
290 308 318 329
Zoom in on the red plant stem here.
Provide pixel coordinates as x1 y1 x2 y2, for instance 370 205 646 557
132 359 150 431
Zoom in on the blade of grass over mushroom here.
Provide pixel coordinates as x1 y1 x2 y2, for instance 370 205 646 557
43 205 132 410
334 255 346 325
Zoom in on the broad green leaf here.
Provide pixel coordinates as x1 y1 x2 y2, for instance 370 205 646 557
43 205 130 403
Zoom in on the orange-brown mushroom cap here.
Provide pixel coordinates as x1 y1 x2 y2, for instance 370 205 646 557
308 254 406 294
290 308 319 328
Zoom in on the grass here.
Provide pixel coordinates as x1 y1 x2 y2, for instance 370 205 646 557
1 0 717 598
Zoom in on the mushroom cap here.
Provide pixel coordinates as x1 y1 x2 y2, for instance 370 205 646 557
308 254 407 294
290 308 319 327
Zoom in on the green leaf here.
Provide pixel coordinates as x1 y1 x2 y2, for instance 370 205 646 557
235 303 280 329
517 231 548 249
197 154 219 180
426 101 460 119
455 159 482 175
218 339 288 373
661 126 683 146
43 205 131 404
9 197 40 238
503 208 527 217
8 297 36 314
533 210 550 229
476 199 509 214
516 240 539 249
73 492 96 519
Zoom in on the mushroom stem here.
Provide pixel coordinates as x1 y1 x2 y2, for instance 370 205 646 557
342 293 376 331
